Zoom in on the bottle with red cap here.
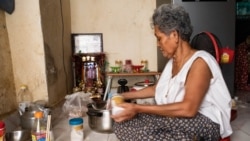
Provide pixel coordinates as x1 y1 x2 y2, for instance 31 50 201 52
0 121 5 141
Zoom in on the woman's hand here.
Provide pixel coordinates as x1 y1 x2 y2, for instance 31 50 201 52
111 102 137 122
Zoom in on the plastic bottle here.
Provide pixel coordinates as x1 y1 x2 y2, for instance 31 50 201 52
31 111 46 141
17 85 33 112
69 118 84 141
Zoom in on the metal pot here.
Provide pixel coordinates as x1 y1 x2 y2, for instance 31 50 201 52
19 103 51 130
86 103 113 133
20 110 37 130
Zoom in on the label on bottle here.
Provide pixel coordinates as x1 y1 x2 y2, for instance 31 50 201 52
73 124 83 131
32 132 46 141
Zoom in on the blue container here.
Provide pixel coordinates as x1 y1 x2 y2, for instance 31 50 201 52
69 118 83 126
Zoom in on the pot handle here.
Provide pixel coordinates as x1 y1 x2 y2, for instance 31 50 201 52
87 111 103 117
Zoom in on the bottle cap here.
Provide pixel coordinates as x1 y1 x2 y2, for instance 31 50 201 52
20 84 28 90
69 118 83 125
34 111 43 118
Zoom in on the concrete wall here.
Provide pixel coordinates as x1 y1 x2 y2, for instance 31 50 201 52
39 0 72 105
0 0 72 118
0 11 16 117
6 0 47 103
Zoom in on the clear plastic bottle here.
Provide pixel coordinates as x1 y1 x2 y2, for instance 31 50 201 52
17 85 33 112
69 118 84 141
31 111 46 141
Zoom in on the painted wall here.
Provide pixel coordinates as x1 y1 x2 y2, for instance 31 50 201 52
0 0 156 117
6 0 47 102
0 0 72 118
70 0 157 71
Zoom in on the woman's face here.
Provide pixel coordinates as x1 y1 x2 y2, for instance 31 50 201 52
154 26 178 58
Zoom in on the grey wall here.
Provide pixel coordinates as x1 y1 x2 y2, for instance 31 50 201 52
173 0 236 96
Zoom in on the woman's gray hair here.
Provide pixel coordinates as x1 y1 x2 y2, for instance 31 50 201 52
151 4 193 42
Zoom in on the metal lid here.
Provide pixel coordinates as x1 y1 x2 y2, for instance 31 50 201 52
34 111 43 118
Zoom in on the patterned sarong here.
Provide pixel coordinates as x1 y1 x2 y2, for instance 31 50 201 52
114 113 220 141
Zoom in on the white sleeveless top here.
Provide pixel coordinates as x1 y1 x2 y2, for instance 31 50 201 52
155 50 232 138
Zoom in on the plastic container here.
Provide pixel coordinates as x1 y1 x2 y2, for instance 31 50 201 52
69 118 84 141
31 111 46 141
111 94 124 115
0 121 5 141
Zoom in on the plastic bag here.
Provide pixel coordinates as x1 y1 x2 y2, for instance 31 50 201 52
62 91 91 118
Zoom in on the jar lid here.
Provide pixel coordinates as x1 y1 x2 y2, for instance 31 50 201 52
34 111 43 118
69 118 83 125
20 84 28 90
0 121 5 129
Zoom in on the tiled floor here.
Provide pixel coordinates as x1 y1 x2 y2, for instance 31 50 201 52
52 90 250 141
230 90 250 141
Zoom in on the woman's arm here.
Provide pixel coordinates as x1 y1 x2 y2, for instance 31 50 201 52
121 85 156 100
112 58 212 122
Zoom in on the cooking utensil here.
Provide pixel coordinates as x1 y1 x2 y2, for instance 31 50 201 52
20 109 37 130
103 76 112 101
19 102 51 130
91 100 107 110
86 103 113 133
5 130 31 141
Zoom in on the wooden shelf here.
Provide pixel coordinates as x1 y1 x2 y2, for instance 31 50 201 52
106 71 161 76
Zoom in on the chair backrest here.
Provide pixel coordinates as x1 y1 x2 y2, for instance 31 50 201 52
190 31 222 63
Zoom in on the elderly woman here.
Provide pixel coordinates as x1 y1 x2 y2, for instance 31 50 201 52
111 4 232 141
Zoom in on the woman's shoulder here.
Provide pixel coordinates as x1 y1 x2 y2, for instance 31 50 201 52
194 50 212 57
192 50 217 63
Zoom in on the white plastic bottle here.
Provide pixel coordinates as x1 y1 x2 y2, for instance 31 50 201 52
69 118 84 141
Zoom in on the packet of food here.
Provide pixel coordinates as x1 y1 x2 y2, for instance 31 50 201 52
111 94 124 115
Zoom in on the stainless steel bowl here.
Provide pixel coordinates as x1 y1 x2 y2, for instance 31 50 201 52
5 130 32 141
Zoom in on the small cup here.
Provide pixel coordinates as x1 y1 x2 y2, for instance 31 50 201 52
111 94 124 106
112 106 124 115
111 94 124 115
